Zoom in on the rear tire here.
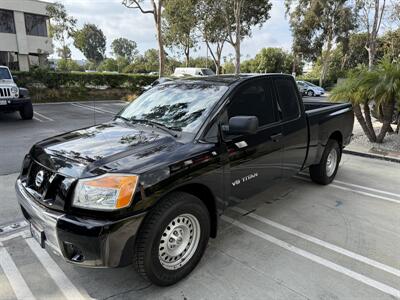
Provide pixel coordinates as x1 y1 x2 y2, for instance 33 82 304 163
133 192 210 286
19 103 33 120
309 139 341 185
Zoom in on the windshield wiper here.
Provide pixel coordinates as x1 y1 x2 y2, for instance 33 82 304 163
129 118 180 138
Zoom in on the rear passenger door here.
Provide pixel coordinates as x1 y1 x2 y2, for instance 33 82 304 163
273 77 308 178
224 78 284 202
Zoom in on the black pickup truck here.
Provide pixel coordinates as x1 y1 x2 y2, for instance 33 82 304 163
16 74 353 286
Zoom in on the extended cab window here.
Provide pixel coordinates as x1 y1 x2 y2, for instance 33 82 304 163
228 79 277 127
275 78 300 121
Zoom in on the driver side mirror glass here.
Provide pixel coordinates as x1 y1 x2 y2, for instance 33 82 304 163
223 116 259 135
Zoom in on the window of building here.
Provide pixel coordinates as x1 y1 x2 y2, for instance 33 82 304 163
0 52 19 70
25 13 47 37
275 78 300 121
0 9 16 34
228 79 277 126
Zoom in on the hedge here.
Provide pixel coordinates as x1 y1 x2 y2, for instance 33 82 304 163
13 70 158 94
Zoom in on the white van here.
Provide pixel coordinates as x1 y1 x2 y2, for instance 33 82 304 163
173 67 215 77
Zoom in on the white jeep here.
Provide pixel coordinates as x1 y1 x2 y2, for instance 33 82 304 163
0 66 33 120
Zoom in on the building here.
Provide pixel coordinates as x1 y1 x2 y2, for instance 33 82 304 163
0 0 53 71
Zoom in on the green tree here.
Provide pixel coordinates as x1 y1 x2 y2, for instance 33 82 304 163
381 29 400 61
73 24 106 64
122 0 166 77
46 2 77 60
163 0 198 67
355 0 387 70
240 48 301 74
330 58 400 143
57 59 83 72
285 0 356 86
197 0 228 75
221 0 272 74
111 38 138 62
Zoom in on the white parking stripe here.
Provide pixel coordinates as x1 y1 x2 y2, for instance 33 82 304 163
0 230 30 243
71 103 104 114
231 207 400 278
71 103 115 114
298 173 400 198
33 116 43 122
295 176 400 205
26 238 85 300
0 247 36 300
334 179 400 198
33 111 54 122
222 215 400 298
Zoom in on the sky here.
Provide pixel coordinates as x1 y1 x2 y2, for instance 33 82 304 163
52 0 293 61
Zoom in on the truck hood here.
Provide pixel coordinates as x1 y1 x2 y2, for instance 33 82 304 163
31 121 181 177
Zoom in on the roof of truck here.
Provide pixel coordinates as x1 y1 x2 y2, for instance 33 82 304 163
174 73 293 86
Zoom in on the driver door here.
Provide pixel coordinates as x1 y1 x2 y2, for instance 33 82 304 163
223 78 284 204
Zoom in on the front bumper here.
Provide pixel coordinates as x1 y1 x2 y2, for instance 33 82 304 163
0 97 31 112
15 178 146 268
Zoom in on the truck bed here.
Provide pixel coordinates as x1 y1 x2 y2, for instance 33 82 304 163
302 101 354 168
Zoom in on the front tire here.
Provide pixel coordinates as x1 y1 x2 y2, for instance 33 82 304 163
309 139 341 185
19 102 33 120
134 192 210 286
307 90 315 97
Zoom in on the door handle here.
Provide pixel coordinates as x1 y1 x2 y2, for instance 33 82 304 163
270 133 283 142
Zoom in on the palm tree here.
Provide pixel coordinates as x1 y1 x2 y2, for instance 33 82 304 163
364 59 400 142
330 69 377 142
330 58 400 143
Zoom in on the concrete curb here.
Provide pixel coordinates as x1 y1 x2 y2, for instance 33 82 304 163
343 149 400 164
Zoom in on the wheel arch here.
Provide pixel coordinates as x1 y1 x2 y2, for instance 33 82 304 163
328 131 343 148
174 183 218 238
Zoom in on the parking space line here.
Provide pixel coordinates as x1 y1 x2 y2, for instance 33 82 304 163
0 247 36 300
33 116 43 122
71 103 105 114
295 176 400 205
333 179 400 198
26 238 85 300
71 103 116 115
33 111 54 122
299 172 400 198
77 103 117 114
222 215 400 298
231 207 400 278
0 230 30 243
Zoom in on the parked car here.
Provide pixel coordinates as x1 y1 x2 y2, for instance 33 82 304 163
173 67 215 77
142 77 173 92
0 66 32 120
16 74 353 286
297 80 325 97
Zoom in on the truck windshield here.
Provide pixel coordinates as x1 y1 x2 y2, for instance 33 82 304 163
119 83 228 133
0 68 11 80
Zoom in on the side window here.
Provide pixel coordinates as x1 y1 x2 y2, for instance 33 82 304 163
275 78 300 121
228 80 277 127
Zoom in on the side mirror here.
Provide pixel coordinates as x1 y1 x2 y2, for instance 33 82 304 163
13 75 18 82
224 116 259 135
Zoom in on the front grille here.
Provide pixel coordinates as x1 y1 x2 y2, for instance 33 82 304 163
0 87 11 98
27 161 54 198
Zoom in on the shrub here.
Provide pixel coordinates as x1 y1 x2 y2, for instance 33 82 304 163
13 70 157 94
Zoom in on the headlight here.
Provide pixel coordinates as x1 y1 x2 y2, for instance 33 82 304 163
72 174 138 211
11 87 18 94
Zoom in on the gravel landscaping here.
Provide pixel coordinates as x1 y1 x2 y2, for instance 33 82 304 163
350 117 400 154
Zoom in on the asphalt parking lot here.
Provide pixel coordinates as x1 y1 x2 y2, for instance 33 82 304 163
1 98 399 299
